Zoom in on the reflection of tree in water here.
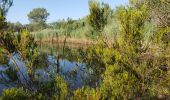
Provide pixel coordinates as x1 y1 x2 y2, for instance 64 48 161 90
39 43 87 62
32 52 49 69
38 43 101 88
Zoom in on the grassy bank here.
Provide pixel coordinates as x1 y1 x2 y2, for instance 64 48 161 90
31 17 117 45
36 37 94 45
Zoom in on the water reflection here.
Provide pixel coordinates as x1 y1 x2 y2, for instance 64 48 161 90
38 43 89 90
0 43 89 94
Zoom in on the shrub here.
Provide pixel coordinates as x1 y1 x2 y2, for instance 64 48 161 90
54 75 69 99
73 87 100 100
1 87 31 100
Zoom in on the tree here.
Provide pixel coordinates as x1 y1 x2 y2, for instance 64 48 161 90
0 0 13 14
27 8 49 30
87 0 111 34
7 22 23 32
0 0 13 46
0 0 13 31
0 8 6 31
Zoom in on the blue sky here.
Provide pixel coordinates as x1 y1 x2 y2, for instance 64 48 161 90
6 0 128 24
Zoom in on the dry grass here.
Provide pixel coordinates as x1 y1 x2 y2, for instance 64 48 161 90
37 37 95 45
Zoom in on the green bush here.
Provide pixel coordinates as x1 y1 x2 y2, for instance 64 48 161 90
1 87 31 100
72 87 100 100
53 75 69 100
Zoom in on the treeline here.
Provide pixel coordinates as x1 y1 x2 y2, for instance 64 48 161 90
7 3 114 39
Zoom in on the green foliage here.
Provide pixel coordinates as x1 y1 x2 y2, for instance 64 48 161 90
0 8 7 32
1 0 170 99
0 47 8 64
116 5 148 48
35 75 68 99
1 87 31 100
154 27 170 47
0 29 38 61
28 8 49 23
31 28 60 40
17 29 37 60
80 1 170 99
54 75 69 99
31 27 88 41
98 4 165 99
0 0 13 14
72 87 100 100
0 32 17 53
130 0 170 27
0 2 12 63
28 8 50 31
32 6 113 41
7 22 23 32
32 52 49 69
87 0 111 34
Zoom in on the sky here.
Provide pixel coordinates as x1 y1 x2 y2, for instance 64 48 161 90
6 0 129 24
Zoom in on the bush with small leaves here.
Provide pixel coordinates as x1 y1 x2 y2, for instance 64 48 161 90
72 87 100 100
1 87 31 100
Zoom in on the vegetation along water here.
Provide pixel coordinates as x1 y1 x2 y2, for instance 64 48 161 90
0 0 170 99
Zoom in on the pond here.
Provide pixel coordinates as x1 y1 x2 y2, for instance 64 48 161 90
38 43 90 90
0 43 91 94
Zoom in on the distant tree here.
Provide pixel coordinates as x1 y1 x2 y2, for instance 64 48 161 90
15 22 22 31
6 21 14 31
27 8 49 31
7 22 23 32
87 0 111 34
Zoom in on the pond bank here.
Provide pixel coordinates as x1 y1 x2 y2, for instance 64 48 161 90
36 37 95 45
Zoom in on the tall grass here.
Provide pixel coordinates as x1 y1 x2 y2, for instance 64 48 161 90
31 26 92 41
31 18 120 42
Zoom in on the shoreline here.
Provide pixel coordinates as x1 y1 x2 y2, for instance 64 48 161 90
36 37 95 45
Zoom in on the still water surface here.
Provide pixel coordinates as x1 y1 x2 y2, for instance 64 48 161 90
0 43 89 94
